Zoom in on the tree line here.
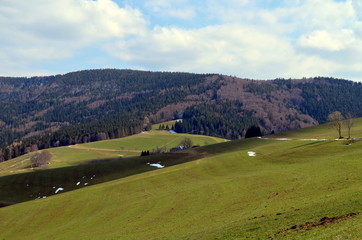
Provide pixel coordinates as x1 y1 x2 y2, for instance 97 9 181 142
2 72 362 162
0 69 211 149
0 112 145 162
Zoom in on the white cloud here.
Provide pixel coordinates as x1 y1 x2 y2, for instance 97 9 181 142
1 0 146 41
292 0 355 30
104 0 362 81
0 0 147 76
106 24 332 79
1 0 362 81
298 29 356 51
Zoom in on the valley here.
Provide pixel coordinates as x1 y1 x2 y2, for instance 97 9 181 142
0 120 361 239
2 70 362 163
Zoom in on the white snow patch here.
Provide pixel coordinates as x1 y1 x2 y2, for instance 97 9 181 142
42 196 47 198
147 163 165 168
82 176 86 179
76 182 81 186
55 187 64 194
247 152 256 157
84 183 88 185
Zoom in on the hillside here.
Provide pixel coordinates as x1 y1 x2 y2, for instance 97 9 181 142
0 127 226 176
0 127 226 205
0 119 361 239
1 69 362 162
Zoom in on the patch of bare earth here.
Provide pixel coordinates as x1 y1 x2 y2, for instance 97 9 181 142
34 107 54 118
276 213 359 235
86 100 108 109
62 96 91 104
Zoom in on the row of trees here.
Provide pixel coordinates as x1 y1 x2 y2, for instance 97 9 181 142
0 113 145 162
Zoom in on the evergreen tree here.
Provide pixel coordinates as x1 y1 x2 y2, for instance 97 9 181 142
245 125 262 138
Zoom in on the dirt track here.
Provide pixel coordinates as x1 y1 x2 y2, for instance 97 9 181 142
68 145 140 152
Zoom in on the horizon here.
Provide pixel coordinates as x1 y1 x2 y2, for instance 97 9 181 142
0 68 359 82
1 0 362 82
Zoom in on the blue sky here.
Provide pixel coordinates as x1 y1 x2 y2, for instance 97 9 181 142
1 0 362 81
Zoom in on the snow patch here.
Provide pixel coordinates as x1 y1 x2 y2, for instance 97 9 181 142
247 152 256 157
84 183 88 185
36 196 47 199
55 187 64 194
76 182 81 186
147 163 165 168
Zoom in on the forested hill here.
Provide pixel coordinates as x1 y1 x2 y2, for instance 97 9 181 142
1 69 362 161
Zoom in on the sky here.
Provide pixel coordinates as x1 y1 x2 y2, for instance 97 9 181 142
1 0 362 81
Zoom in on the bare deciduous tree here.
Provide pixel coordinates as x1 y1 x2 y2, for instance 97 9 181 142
180 137 193 149
31 150 51 168
327 111 344 139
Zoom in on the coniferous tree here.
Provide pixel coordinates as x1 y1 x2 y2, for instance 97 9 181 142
245 125 262 138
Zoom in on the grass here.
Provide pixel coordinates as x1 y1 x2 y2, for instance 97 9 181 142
0 120 362 239
151 120 178 131
0 147 210 205
81 130 226 151
0 153 36 176
0 128 227 174
271 118 362 140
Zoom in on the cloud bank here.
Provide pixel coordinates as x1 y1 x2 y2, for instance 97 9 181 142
1 0 361 81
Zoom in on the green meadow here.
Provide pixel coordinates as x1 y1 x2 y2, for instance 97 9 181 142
271 118 362 140
0 120 361 239
0 129 227 174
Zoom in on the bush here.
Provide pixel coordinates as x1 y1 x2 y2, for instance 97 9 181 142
31 150 51 168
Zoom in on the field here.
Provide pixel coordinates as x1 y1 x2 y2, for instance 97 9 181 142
270 118 362 140
0 120 361 239
0 128 227 175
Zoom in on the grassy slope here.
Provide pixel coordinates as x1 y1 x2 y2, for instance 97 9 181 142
271 118 362 140
0 121 362 239
0 129 226 175
81 131 226 152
